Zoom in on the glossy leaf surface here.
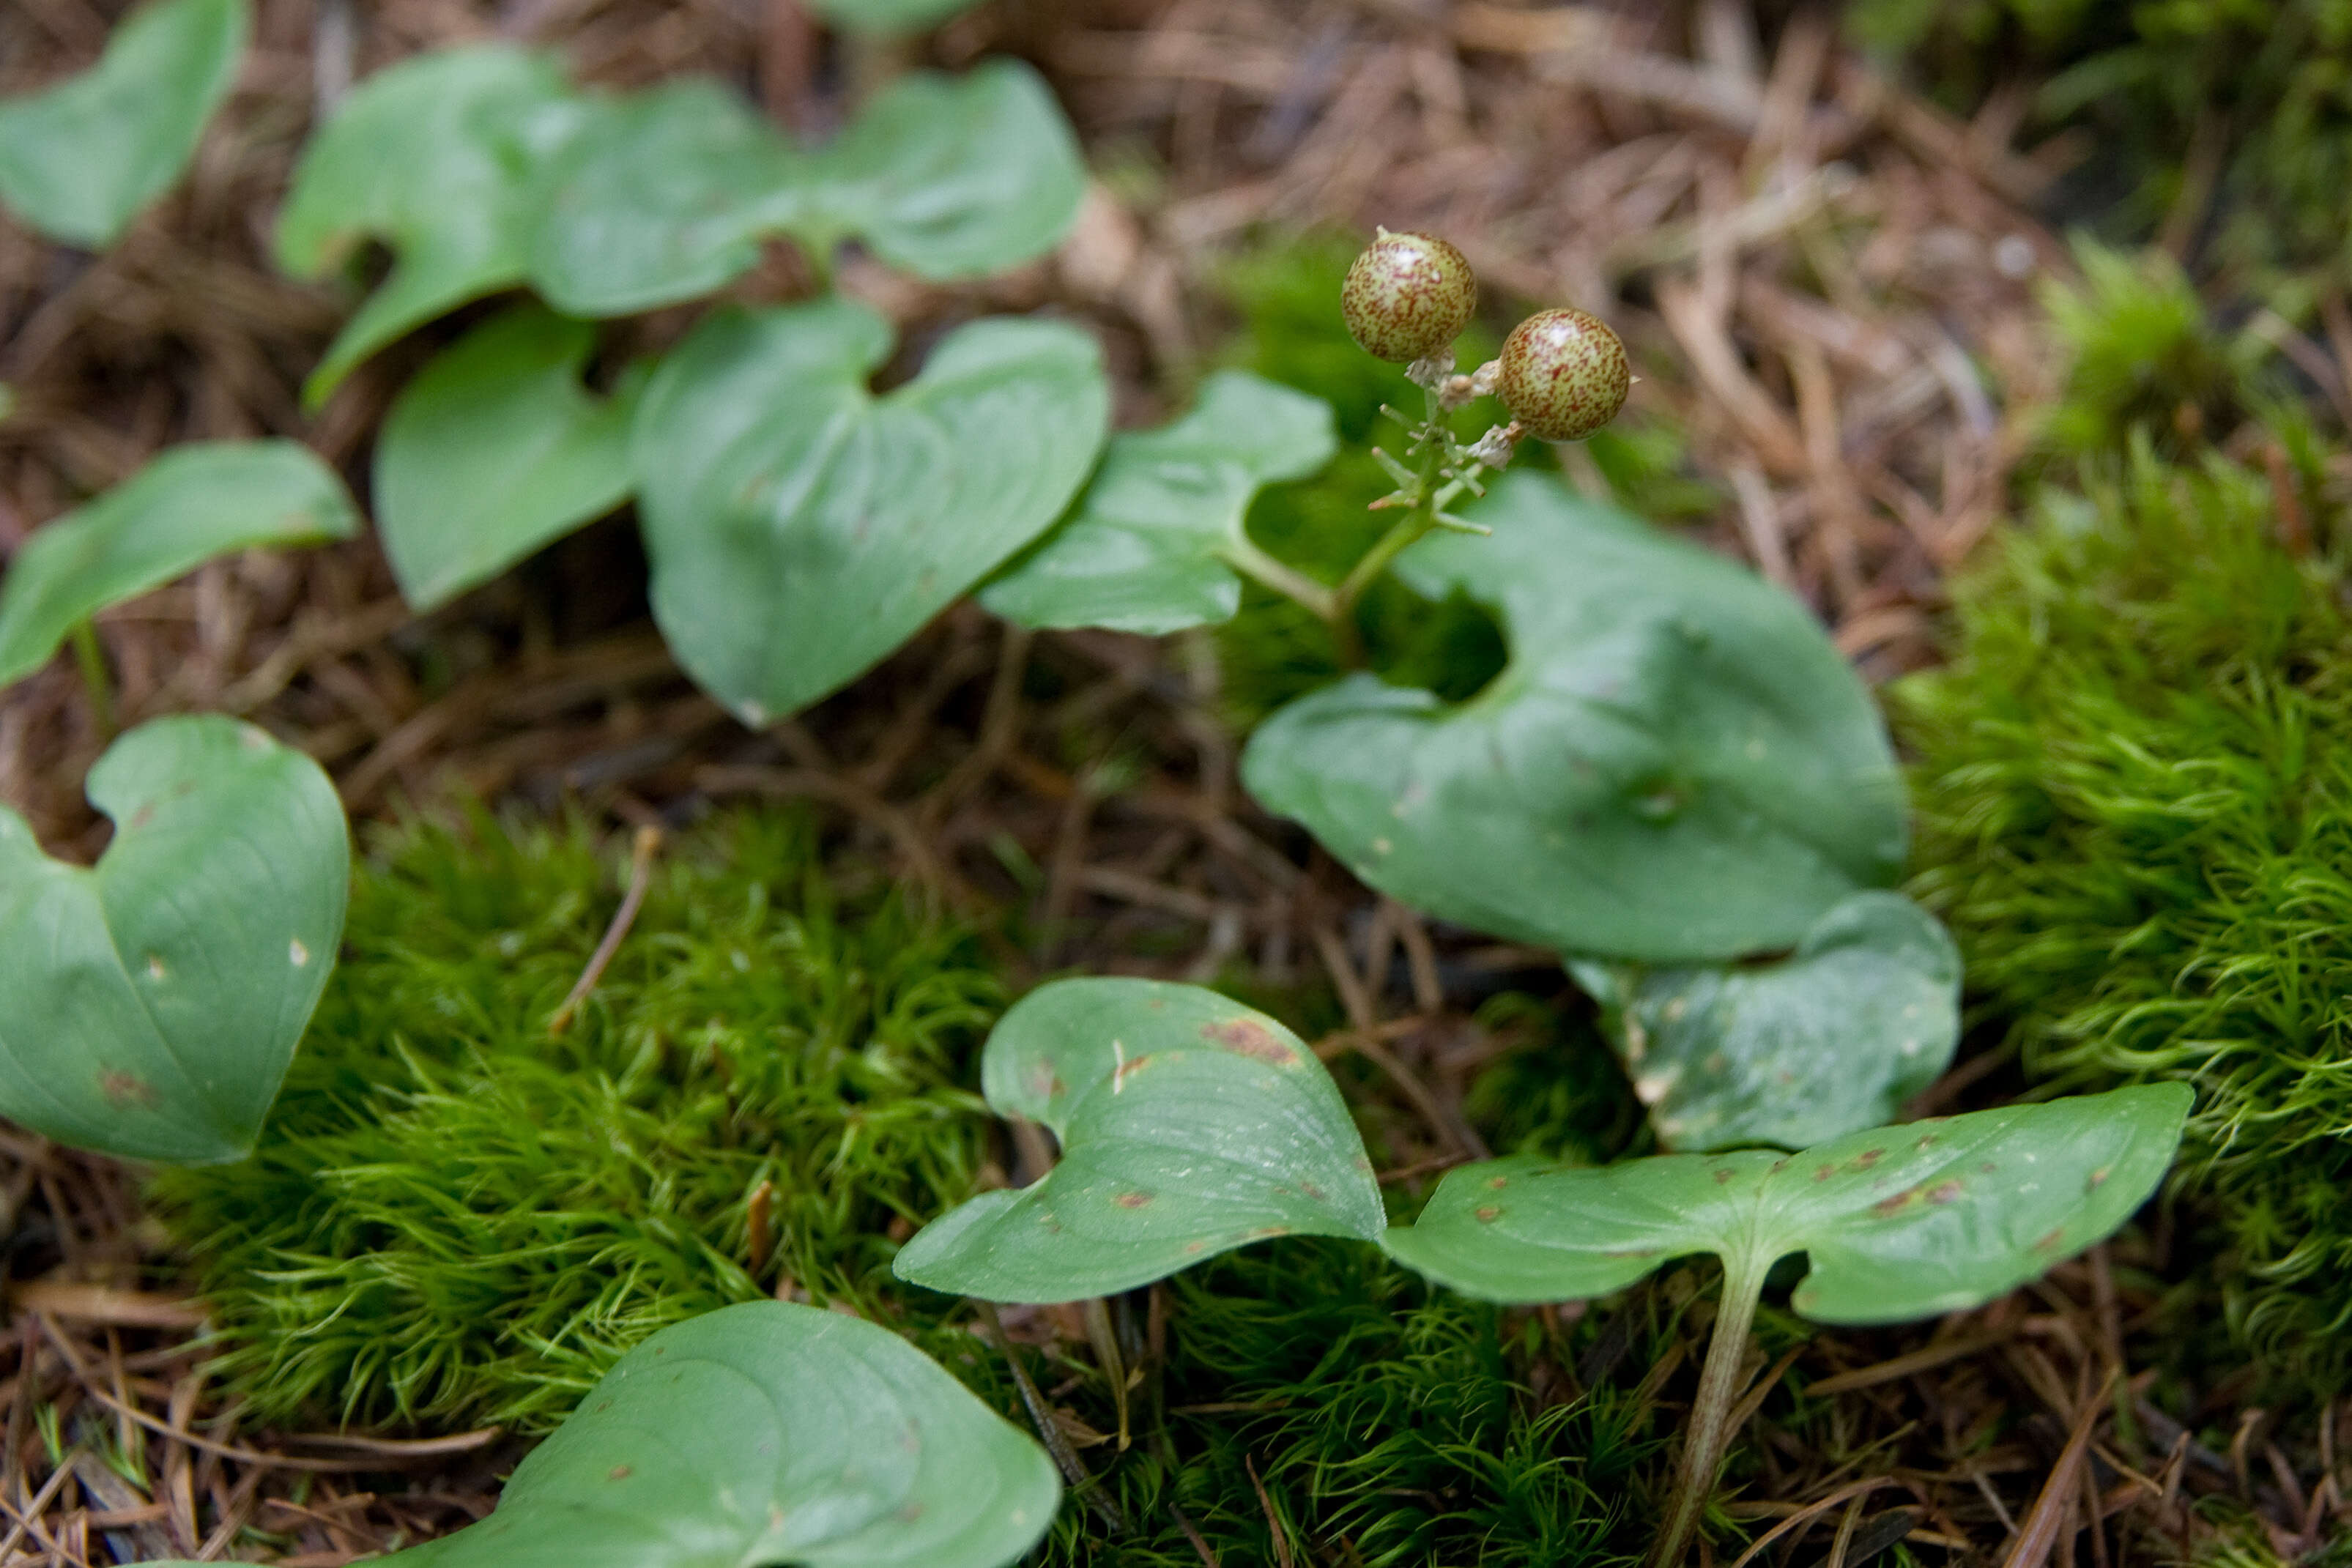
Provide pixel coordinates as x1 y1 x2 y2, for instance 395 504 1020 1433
981 370 1336 633
1383 1084 2189 1323
0 0 247 248
894 979 1386 1303
530 61 1081 316
0 717 347 1163
375 304 635 610
632 299 1107 724
1240 474 1907 965
1570 892 1961 1153
150 1301 1058 1568
0 441 358 687
277 46 584 402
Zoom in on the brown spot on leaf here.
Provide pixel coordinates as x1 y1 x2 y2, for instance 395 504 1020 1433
1183 1241 1206 1255
608 1465 633 1481
1871 1188 1917 1217
1487 1175 1509 1190
1978 1163 1997 1175
1713 1167 1735 1185
1813 1164 1836 1182
2087 1166 2112 1190
1202 1017 1296 1066
100 1070 159 1110
1851 1148 1885 1170
1113 1191 1154 1209
1299 1181 1326 1201
2034 1227 2066 1252
130 805 155 830
1474 1205 1503 1223
1926 1180 1963 1204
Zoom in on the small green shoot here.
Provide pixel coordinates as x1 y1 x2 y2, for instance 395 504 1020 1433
145 1302 1058 1568
528 60 1083 316
275 46 585 405
1385 1084 2191 1566
893 978 1387 1302
981 369 1339 634
0 440 359 689
631 299 1108 725
1240 473 1908 965
374 302 639 611
0 0 248 249
0 716 348 1163
1570 891 1961 1152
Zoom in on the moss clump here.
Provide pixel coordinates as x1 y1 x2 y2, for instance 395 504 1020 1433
1004 1239 1648 1567
1850 0 2352 284
152 809 1002 1433
1890 442 2352 1384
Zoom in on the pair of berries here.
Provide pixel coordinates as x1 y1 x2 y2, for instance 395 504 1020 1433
1340 229 1628 442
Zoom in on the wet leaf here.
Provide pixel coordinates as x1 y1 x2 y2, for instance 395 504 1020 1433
277 45 585 403
631 298 1106 724
1382 1084 2190 1323
1570 892 1962 1153
0 0 247 248
0 717 348 1163
894 978 1387 1303
1240 473 1907 965
375 303 637 611
530 61 1081 316
0 441 359 687
981 370 1337 633
148 1301 1058 1568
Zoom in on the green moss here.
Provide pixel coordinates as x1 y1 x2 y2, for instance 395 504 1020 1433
996 1239 1650 1567
1889 439 2352 1384
2037 241 2276 461
152 808 1004 1433
1850 0 2352 284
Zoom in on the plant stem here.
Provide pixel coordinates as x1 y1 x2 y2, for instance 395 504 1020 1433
1221 535 1340 622
70 620 115 740
1650 1249 1773 1568
1330 438 1442 668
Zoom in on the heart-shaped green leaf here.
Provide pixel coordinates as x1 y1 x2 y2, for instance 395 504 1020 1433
0 0 248 249
375 303 636 611
0 440 359 688
813 0 987 31
0 716 347 1163
1569 892 1962 1153
146 1301 1057 1568
529 61 1082 317
276 45 585 404
1239 473 1907 965
631 298 1108 724
1382 1083 2189 1323
894 979 1386 1304
979 369 1337 634
812 61 1083 280
525 78 801 319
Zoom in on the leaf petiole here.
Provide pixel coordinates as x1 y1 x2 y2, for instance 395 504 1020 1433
1652 1245 1774 1568
1218 535 1339 622
70 620 116 739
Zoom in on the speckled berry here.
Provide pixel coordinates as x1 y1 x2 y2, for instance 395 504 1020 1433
1341 229 1477 363
1496 308 1629 441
